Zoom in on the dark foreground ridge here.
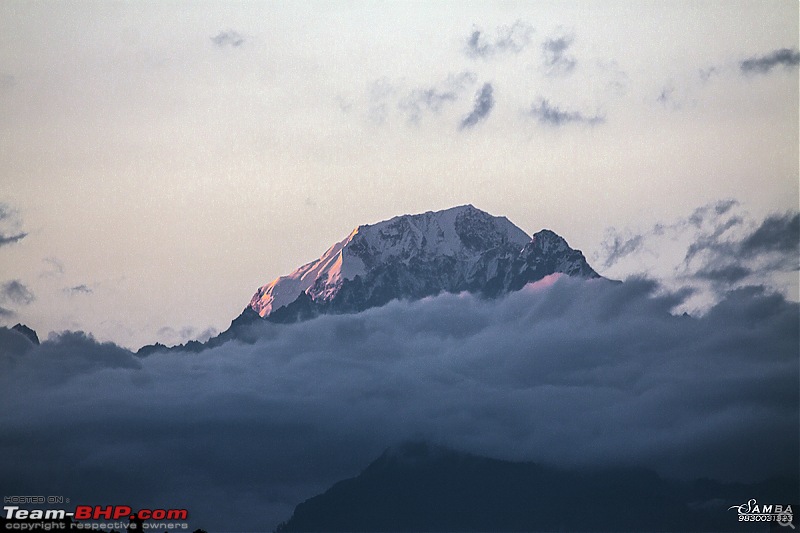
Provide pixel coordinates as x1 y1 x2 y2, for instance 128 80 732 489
276 442 797 532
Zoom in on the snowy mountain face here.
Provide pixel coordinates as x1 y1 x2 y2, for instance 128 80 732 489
249 205 600 323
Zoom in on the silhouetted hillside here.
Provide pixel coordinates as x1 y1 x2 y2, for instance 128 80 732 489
277 442 797 532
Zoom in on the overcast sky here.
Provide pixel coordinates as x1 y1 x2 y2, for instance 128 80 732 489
0 1 798 348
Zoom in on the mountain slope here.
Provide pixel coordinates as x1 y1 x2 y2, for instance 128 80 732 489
249 205 599 323
137 205 602 354
276 442 797 532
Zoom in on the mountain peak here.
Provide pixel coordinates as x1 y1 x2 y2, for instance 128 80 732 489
12 323 39 345
249 206 599 321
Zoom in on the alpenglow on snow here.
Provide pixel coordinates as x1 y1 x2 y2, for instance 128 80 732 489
248 205 600 323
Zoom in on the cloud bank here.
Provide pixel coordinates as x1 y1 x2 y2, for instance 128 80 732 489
1 276 797 531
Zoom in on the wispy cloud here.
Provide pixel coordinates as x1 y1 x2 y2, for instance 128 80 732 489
527 99 604 126
542 34 576 75
694 264 751 284
40 257 65 278
595 200 799 310
65 284 93 295
399 72 477 124
366 77 398 125
157 325 218 345
740 48 800 74
465 21 534 59
599 233 644 269
739 212 799 258
459 83 494 129
1 280 34 306
0 232 26 247
698 66 718 82
0 203 26 248
211 30 245 48
657 84 675 105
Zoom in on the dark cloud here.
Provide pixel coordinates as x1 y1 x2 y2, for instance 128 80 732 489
683 214 743 263
739 213 799 259
0 277 796 531
527 99 604 126
711 198 738 216
0 203 26 247
0 232 26 246
465 21 534 59
695 265 752 284
66 284 93 295
211 30 245 48
399 72 476 124
459 83 494 129
542 34 576 74
740 48 800 74
600 233 644 268
595 201 798 309
684 211 799 274
1 280 34 306
0 305 13 318
686 199 739 227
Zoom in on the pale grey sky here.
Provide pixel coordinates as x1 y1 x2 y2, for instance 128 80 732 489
0 1 797 348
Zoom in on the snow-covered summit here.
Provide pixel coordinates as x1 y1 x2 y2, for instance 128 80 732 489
249 205 599 321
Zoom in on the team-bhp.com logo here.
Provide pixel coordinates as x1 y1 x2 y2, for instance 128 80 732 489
4 505 188 530
728 499 794 529
72 507 187 521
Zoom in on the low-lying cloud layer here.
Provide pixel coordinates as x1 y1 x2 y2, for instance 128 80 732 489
1 275 797 531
